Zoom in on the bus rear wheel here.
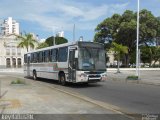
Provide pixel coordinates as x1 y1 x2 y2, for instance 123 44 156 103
60 73 66 86
33 71 37 80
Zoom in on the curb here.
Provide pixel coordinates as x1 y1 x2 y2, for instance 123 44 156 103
139 81 160 86
108 76 160 86
107 68 160 71
0 71 23 74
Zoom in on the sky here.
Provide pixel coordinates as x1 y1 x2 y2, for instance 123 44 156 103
0 0 160 42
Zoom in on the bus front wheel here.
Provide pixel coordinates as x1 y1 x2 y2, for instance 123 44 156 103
60 73 66 86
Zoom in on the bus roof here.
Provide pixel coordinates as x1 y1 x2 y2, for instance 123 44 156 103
26 41 103 54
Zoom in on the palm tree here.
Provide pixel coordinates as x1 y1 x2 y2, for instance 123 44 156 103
16 33 38 52
110 42 128 73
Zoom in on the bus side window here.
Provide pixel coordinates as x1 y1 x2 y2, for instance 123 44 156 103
31 53 34 63
33 53 36 63
42 51 44 62
34 52 38 63
45 50 50 62
55 49 58 61
52 49 57 62
47 50 50 62
39 51 43 63
58 47 68 62
36 52 39 63
44 51 46 62
24 54 27 63
49 49 52 62
27 55 31 64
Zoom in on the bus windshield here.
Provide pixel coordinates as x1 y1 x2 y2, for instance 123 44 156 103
78 47 106 71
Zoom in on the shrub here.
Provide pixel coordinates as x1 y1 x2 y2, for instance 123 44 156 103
126 75 138 80
11 79 25 84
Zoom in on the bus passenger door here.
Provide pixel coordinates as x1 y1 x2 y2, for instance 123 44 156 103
27 54 31 76
68 49 76 82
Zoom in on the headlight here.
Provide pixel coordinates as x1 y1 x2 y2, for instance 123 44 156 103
101 73 107 81
80 73 88 77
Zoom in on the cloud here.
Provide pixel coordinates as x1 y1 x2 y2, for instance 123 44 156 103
0 0 129 32
57 3 109 21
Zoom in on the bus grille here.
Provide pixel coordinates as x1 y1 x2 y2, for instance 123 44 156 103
88 75 101 78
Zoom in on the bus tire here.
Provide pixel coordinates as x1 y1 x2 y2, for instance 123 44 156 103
33 70 37 80
60 73 66 86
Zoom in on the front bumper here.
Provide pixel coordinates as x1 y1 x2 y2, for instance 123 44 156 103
76 72 107 83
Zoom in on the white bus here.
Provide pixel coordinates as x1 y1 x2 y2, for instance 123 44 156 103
24 41 107 85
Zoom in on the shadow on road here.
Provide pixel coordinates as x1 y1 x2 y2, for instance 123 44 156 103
25 77 102 88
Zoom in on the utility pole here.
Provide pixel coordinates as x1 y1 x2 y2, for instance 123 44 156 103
52 26 57 46
52 36 54 46
52 27 54 46
136 0 140 78
138 49 141 78
73 24 75 41
0 79 1 98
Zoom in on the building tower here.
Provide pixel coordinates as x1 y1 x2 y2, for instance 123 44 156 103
0 17 19 36
56 31 64 37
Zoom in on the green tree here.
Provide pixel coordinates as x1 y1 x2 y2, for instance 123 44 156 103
130 51 136 66
141 46 152 66
94 10 136 66
45 36 68 46
156 17 160 44
116 10 137 66
36 42 49 49
139 9 159 45
110 42 128 73
152 47 160 66
94 14 121 51
16 33 38 52
141 46 160 67
94 9 160 67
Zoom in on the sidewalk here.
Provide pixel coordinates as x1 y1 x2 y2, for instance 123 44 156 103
107 68 160 85
0 68 23 73
0 75 117 114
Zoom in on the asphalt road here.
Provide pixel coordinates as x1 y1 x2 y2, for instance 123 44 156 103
67 81 160 114
3 72 160 115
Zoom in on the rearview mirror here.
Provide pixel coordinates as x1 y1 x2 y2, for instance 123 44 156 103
75 50 78 58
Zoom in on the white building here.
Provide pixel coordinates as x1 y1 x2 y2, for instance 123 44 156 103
106 51 115 67
0 35 27 68
0 17 24 68
56 31 64 37
0 17 19 36
0 17 38 68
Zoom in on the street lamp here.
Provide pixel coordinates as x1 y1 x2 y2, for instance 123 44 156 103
52 26 58 46
136 0 140 78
